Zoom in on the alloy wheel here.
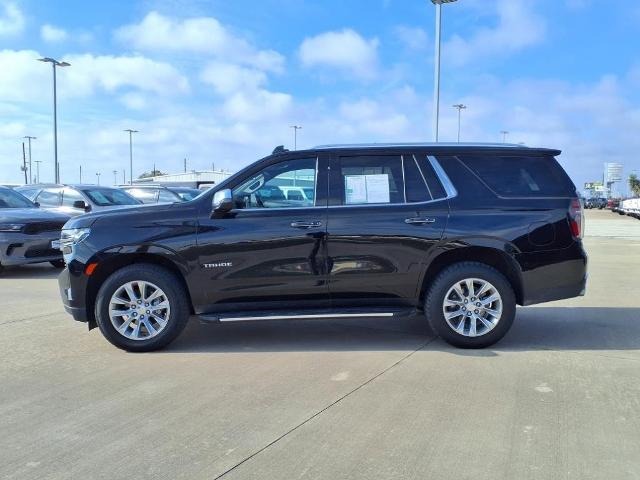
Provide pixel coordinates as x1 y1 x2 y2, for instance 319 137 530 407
108 281 171 341
442 278 503 337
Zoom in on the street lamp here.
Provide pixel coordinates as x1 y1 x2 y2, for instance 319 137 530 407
500 130 509 143
34 160 42 184
37 57 70 183
452 104 466 143
290 125 302 150
113 170 118 185
431 0 458 142
23 136 36 183
96 172 101 185
124 129 138 185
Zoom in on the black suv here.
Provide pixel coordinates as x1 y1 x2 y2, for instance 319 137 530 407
58 143 587 351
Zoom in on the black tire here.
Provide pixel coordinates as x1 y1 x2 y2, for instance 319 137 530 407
95 264 190 352
50 259 66 268
425 261 516 348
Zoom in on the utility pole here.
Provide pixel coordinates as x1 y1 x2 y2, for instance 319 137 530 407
34 160 42 183
21 142 28 184
37 57 70 183
79 165 82 183
452 104 466 143
184 158 187 173
290 125 302 150
500 130 509 143
431 0 458 142
23 136 36 183
122 169 126 184
124 129 138 185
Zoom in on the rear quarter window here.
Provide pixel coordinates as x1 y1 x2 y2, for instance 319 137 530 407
458 155 576 197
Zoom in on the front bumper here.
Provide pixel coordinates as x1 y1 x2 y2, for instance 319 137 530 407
0 231 62 266
58 266 90 323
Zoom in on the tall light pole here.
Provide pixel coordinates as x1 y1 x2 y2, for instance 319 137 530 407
37 57 70 184
113 170 118 185
96 172 101 185
34 160 42 183
290 125 302 150
431 0 458 142
500 130 509 143
452 104 466 143
23 136 36 183
124 129 138 185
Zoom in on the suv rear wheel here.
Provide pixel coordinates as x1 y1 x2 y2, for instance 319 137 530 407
425 262 516 348
95 264 190 352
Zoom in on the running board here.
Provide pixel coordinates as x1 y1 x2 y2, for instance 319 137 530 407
198 308 416 323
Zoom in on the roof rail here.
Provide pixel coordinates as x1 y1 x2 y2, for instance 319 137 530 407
312 142 528 150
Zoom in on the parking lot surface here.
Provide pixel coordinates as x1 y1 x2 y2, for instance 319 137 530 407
1 209 639 480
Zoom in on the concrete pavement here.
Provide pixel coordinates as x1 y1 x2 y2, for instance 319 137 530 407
1 209 639 480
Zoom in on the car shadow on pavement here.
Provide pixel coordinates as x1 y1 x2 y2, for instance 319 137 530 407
0 265 61 280
165 306 640 354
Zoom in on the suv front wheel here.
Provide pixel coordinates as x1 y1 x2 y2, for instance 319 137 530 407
95 264 190 352
425 262 516 348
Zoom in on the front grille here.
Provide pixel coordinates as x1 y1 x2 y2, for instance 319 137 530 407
24 247 60 258
22 222 65 235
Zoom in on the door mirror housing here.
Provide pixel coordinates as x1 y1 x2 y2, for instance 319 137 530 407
212 189 234 214
73 200 91 212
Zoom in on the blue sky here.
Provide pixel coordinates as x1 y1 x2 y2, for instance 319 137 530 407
1 0 639 192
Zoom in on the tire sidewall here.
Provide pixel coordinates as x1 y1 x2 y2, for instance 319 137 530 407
95 264 189 352
426 262 516 348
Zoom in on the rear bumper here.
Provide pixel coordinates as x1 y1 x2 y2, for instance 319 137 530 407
517 242 588 306
0 231 62 266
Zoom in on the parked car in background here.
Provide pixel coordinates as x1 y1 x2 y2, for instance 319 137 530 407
585 197 607 209
120 185 202 204
58 142 587 352
0 186 69 272
16 184 141 217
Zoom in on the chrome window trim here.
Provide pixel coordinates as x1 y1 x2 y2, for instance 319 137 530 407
427 155 458 199
411 154 434 201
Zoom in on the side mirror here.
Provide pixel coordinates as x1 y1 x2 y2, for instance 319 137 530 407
34 201 40 207
73 200 91 212
212 189 234 215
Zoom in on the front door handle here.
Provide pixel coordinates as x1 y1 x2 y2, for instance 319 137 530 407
405 217 436 225
291 220 323 229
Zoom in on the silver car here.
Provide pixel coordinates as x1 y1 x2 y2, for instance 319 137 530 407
16 184 141 217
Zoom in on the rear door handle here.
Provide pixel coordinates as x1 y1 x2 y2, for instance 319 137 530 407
405 217 436 225
291 220 323 229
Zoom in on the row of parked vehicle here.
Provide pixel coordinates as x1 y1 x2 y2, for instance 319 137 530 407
0 183 202 272
612 198 640 218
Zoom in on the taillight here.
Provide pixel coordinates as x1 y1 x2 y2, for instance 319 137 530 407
569 198 583 239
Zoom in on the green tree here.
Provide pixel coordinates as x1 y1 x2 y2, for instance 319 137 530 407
629 173 640 197
138 169 166 179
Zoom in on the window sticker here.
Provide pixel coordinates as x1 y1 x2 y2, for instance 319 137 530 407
344 174 390 204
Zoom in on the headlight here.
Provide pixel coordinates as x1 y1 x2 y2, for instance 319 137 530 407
0 223 25 232
60 228 91 253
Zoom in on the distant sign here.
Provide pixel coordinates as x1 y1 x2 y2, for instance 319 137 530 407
605 162 623 183
584 182 603 189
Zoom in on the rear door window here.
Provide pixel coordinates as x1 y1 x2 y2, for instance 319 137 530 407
337 155 404 205
458 155 576 197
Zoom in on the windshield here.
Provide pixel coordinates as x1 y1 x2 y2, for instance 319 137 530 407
0 189 36 208
82 188 140 206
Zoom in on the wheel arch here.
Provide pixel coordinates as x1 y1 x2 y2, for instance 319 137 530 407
84 247 195 328
420 243 524 306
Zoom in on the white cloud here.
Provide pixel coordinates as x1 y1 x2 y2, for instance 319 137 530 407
0 1 24 37
114 11 285 72
200 63 267 95
0 49 189 104
444 0 546 66
40 24 68 43
298 29 379 80
394 25 429 51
